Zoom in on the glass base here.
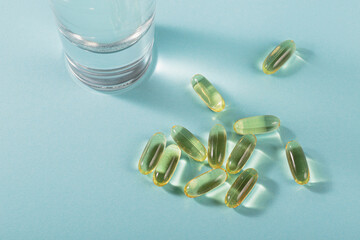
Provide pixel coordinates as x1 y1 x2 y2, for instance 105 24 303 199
60 20 154 91
66 44 153 91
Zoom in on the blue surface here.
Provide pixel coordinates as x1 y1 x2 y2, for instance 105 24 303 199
1 1 359 239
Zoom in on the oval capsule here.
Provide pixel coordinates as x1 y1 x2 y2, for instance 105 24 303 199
226 134 257 174
208 124 227 168
153 144 181 187
191 74 225 112
171 125 207 162
234 115 280 135
138 132 166 175
262 40 296 74
225 168 258 208
184 168 227 198
286 141 310 185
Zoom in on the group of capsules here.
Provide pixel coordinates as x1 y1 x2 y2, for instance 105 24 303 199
138 39 309 208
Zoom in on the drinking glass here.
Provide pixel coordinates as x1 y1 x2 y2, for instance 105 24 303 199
50 0 156 91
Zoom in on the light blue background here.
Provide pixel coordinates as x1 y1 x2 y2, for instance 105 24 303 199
1 0 359 239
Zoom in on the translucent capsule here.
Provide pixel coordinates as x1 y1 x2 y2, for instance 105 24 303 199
191 74 225 112
138 132 166 175
184 168 227 198
208 124 227 168
153 144 181 187
226 134 257 174
286 141 310 185
262 40 296 74
171 125 207 162
225 168 258 208
233 115 280 135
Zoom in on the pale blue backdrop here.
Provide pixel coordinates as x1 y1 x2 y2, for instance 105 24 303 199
1 0 359 239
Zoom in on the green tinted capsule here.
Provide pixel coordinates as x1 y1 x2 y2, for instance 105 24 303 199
191 74 225 112
138 132 166 175
225 168 258 208
184 168 227 198
234 115 280 135
208 124 227 168
153 144 181 187
171 125 207 162
286 141 310 185
262 40 296 74
226 134 257 174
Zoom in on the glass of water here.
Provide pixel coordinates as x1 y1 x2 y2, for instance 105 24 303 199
50 0 156 91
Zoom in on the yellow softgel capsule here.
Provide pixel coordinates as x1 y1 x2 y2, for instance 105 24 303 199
153 144 181 187
191 74 225 112
286 140 310 185
233 115 280 135
208 124 227 168
138 132 166 175
184 168 228 198
226 134 257 174
225 168 258 208
262 40 296 74
171 125 207 162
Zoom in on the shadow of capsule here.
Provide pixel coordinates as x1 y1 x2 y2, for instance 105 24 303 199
282 47 314 77
163 156 210 197
234 176 278 217
278 144 332 193
277 147 294 182
253 130 285 174
162 158 189 196
210 104 243 130
256 130 284 154
278 126 297 146
162 183 184 196
194 182 231 207
274 53 307 78
245 149 276 177
252 41 278 74
131 138 152 172
304 152 332 194
254 41 313 78
296 48 315 62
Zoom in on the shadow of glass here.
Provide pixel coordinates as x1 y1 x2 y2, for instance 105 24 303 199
114 25 271 116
